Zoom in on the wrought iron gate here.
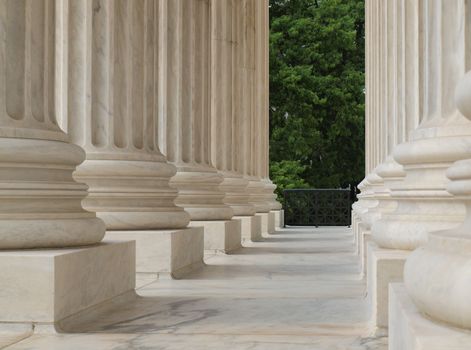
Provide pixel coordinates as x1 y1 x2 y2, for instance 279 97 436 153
283 189 352 227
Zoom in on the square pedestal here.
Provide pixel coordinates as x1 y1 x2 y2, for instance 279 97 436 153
360 230 371 276
389 283 471 350
189 220 242 253
235 215 262 242
257 212 275 235
272 209 284 229
0 241 135 328
367 242 409 328
105 227 204 279
352 216 361 253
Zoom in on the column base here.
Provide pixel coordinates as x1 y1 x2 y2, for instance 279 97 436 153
0 241 135 330
235 215 263 242
105 228 204 279
271 209 284 229
367 242 409 328
189 220 242 253
257 212 275 234
389 283 471 350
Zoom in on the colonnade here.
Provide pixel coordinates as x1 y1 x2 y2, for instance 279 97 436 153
359 0 471 348
0 0 281 328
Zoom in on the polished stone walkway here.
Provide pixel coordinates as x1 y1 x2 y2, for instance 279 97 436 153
2 227 386 350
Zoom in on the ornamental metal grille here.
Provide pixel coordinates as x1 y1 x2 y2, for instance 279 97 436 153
283 189 353 227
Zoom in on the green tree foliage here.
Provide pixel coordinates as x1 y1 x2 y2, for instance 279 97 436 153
269 0 365 195
270 160 309 204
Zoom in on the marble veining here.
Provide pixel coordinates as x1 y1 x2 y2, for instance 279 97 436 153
5 227 386 350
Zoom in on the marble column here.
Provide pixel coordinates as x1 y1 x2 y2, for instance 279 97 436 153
257 0 283 228
235 0 276 234
363 0 423 328
403 70 471 331
162 0 241 253
0 0 105 250
210 0 262 242
64 0 203 278
0 0 134 326
372 0 471 251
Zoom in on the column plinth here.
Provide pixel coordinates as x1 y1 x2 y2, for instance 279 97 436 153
404 71 471 330
0 0 135 328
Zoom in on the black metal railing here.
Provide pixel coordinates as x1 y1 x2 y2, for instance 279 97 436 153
283 189 353 227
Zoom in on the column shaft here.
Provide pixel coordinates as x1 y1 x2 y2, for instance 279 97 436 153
65 0 189 230
210 0 255 216
372 0 470 250
162 0 233 221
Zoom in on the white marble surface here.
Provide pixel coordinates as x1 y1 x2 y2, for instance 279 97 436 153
272 209 284 229
0 241 135 325
236 215 263 242
389 283 471 350
105 227 204 278
189 220 242 253
4 227 386 350
257 212 276 235
366 242 409 328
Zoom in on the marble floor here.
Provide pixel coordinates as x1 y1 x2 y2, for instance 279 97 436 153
1 226 387 350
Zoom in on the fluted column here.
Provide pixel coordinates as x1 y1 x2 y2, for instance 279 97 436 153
258 0 282 212
0 0 104 249
210 0 255 217
236 0 270 213
65 0 189 230
163 0 233 221
360 0 412 230
372 0 470 250
404 70 471 330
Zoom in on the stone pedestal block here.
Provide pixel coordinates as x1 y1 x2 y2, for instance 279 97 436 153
389 283 471 350
0 241 135 329
272 210 284 229
105 228 204 279
367 242 409 328
189 220 242 253
235 215 263 242
359 230 371 277
257 212 275 235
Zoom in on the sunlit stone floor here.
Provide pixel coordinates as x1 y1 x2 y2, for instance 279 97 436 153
2 226 387 350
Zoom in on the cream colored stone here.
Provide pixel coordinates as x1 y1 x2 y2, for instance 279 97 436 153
366 242 408 328
161 0 234 222
359 229 371 277
257 212 275 235
404 71 471 330
189 220 242 253
0 241 135 326
247 177 272 213
2 227 386 350
236 215 263 242
63 0 190 230
105 228 204 279
272 210 284 229
389 284 471 350
371 0 470 251
0 0 105 249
